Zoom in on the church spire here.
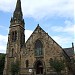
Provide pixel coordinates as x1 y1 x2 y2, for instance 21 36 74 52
14 0 22 19
16 0 22 11
10 0 24 25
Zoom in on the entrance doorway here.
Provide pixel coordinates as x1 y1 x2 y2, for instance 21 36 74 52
35 61 43 74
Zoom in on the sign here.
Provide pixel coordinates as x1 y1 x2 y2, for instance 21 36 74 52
29 69 32 73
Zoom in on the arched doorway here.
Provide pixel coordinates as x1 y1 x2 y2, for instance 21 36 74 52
35 61 43 74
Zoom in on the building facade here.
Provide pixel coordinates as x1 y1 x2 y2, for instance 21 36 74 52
3 0 74 75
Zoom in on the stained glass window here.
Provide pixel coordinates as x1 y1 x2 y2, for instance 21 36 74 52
35 40 43 56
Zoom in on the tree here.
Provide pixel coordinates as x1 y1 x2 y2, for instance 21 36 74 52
11 61 20 75
0 53 6 75
49 58 65 75
70 59 75 74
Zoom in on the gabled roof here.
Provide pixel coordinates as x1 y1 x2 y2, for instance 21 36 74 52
26 24 45 43
64 47 74 57
26 24 63 49
25 24 71 60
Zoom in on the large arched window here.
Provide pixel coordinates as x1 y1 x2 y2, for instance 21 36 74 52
35 40 43 56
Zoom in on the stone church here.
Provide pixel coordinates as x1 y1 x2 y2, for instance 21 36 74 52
3 0 74 75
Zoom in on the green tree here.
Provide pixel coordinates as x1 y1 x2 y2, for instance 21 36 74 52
0 53 6 75
11 61 20 75
49 58 65 75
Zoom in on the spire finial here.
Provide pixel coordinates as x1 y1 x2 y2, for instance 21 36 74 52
37 24 39 26
11 0 23 23
15 0 21 11
72 42 74 48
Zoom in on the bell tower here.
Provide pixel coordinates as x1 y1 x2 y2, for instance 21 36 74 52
3 0 25 75
10 0 25 48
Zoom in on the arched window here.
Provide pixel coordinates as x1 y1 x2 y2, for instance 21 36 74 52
35 40 43 56
12 31 17 42
26 60 29 68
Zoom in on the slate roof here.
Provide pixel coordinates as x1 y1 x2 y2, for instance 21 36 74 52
64 47 74 57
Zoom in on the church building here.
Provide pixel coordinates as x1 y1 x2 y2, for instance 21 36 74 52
3 0 74 75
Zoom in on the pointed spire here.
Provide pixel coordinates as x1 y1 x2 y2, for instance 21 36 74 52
10 0 24 25
15 0 22 11
13 0 23 20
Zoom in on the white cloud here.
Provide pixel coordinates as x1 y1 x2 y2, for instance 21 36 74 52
51 20 74 34
0 35 8 53
0 0 16 12
0 0 74 19
50 20 74 48
52 35 73 48
51 25 74 34
25 30 33 41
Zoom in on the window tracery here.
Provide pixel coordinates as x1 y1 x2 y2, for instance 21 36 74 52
35 40 43 56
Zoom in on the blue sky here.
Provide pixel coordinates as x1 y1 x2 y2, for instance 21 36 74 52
0 0 74 53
